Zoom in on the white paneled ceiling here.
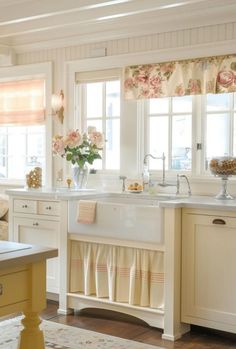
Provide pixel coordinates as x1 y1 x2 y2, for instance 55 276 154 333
0 0 236 51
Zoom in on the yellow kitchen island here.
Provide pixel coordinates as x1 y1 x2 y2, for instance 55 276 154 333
0 241 58 349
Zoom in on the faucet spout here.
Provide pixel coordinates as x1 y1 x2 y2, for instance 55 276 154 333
177 174 191 196
143 153 166 190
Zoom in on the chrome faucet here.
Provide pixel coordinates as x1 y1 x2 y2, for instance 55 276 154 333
176 174 191 196
143 153 166 190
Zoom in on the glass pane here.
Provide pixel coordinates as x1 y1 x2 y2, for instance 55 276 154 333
27 125 44 133
86 120 102 132
27 134 44 158
86 120 103 170
172 115 192 170
8 126 26 135
8 156 25 179
106 80 120 117
206 114 230 159
172 96 192 113
207 93 230 111
149 98 168 114
0 127 7 134
149 116 168 170
86 82 103 118
105 119 120 170
8 134 25 156
0 157 6 178
0 135 6 178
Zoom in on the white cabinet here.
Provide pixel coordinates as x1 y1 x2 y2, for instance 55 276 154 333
9 197 61 295
182 208 236 334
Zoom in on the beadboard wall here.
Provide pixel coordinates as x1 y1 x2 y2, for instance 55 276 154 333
13 21 236 193
17 21 236 94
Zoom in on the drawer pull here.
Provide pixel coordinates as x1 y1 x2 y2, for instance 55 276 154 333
33 222 39 226
22 204 28 208
212 218 226 225
46 206 52 210
0 284 3 295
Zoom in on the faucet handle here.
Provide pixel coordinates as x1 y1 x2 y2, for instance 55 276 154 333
119 175 127 180
119 175 127 192
176 174 180 195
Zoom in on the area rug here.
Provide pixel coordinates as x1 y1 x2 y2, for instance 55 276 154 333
0 316 162 349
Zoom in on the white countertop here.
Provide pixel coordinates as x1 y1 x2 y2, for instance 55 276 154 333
5 188 236 211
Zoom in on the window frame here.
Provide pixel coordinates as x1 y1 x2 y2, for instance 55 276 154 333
0 62 52 187
143 92 236 180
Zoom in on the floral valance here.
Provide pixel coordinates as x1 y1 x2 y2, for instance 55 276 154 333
124 54 236 100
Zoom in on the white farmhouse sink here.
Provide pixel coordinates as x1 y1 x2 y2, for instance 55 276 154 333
68 194 173 244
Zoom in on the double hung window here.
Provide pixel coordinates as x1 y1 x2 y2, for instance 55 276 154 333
76 70 121 170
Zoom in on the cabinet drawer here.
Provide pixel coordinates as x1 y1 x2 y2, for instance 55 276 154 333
38 201 60 216
14 199 37 214
0 270 29 307
15 217 59 231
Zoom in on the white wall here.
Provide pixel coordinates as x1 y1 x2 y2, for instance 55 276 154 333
10 21 236 194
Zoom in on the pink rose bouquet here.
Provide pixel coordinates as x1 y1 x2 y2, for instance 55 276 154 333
52 128 105 168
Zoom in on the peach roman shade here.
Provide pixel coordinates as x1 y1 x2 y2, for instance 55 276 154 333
0 79 45 125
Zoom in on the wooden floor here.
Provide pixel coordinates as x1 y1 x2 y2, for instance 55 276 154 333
41 301 236 348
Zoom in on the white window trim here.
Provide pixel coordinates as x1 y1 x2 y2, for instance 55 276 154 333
0 62 52 187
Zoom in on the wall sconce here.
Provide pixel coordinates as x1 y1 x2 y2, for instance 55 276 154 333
51 90 64 124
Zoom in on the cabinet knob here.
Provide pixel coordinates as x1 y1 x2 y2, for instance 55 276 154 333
33 222 39 226
0 284 3 296
46 206 52 210
212 218 226 225
22 204 28 208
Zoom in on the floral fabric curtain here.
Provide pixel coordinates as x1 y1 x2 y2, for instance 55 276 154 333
70 240 164 309
0 79 45 124
124 54 236 100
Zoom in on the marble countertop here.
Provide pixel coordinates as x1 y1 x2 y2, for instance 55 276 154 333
5 188 236 211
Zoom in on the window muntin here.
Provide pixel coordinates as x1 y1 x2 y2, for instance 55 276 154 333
80 79 120 170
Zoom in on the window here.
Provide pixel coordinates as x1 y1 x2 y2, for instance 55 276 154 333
0 125 44 180
77 76 120 170
145 92 236 176
204 93 236 171
0 78 46 181
146 96 192 171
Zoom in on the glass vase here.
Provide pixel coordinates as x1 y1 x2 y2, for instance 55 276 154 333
72 164 88 189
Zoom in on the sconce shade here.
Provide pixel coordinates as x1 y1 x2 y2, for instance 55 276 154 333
51 90 64 124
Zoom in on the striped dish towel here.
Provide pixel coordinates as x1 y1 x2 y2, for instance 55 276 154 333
76 200 97 224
